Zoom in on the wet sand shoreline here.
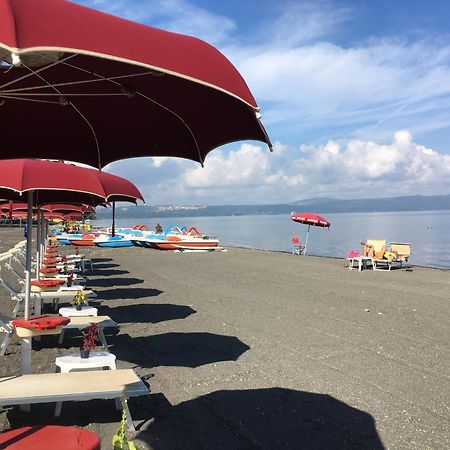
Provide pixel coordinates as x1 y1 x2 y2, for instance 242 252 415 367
0 229 448 449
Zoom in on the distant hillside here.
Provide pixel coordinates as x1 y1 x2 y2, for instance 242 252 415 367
94 194 450 219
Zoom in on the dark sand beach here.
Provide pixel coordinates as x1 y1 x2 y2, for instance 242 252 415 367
0 228 449 449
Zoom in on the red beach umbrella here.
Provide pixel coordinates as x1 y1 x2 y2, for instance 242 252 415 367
291 212 330 255
41 204 84 214
0 0 271 168
0 158 144 376
0 201 28 212
63 212 84 221
0 159 144 205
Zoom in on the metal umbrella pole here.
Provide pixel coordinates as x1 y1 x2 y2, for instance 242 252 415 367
35 208 41 280
111 202 116 237
304 225 311 255
21 191 33 375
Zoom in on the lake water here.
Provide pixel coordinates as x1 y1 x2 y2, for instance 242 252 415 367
94 210 450 269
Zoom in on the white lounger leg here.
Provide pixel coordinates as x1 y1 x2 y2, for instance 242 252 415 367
0 332 11 356
55 401 63 417
58 329 65 345
99 329 108 348
124 399 135 431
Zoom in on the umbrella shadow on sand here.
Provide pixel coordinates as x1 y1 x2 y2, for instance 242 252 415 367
87 277 144 287
99 303 196 324
90 258 113 263
92 269 129 277
109 332 250 369
92 263 121 269
135 389 385 450
98 287 163 301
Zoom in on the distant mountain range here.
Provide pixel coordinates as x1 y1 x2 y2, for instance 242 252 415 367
93 194 450 219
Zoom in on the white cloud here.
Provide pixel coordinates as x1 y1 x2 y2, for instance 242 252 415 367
287 130 450 198
229 40 450 129
73 0 450 203
264 1 352 47
105 132 450 204
75 0 235 45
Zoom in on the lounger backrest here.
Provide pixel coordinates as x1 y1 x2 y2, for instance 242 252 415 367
390 242 411 257
0 252 12 263
367 240 386 253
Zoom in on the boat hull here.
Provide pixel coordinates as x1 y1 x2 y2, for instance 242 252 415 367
152 239 219 250
95 240 133 248
68 239 96 246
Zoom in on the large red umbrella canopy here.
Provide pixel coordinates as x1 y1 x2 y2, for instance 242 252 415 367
291 213 330 228
62 212 84 221
291 212 330 255
0 201 27 212
41 203 84 214
0 0 271 168
0 159 144 205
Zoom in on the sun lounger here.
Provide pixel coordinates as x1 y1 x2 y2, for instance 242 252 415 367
0 315 117 356
372 258 404 271
0 369 149 430
0 312 14 356
5 254 87 287
364 240 412 271
0 272 96 317
0 253 96 315
365 239 387 259
390 242 412 261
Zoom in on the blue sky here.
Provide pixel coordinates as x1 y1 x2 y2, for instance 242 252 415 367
75 0 450 204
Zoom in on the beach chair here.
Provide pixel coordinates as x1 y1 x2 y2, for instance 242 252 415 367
367 239 408 271
291 235 305 255
5 252 87 287
0 314 117 356
0 369 150 430
0 311 14 356
390 242 412 261
364 240 387 259
0 260 96 317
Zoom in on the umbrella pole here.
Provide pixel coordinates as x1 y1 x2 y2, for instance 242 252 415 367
21 190 33 376
36 209 41 280
304 225 311 255
112 202 116 237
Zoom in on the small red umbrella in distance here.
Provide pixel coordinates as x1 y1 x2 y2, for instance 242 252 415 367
291 212 330 255
41 203 85 214
0 0 271 168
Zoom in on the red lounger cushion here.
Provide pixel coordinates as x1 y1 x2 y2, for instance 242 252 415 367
31 280 65 288
12 315 70 330
43 259 58 265
0 425 100 450
39 268 59 274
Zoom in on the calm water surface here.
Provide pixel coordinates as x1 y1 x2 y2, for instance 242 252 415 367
95 210 450 269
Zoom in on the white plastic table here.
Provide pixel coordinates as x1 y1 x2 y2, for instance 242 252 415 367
54 351 117 416
59 306 98 317
79 258 94 272
55 351 117 373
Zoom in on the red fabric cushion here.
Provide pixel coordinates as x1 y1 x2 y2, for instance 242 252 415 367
12 315 70 330
39 267 59 273
30 279 64 288
0 426 100 449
